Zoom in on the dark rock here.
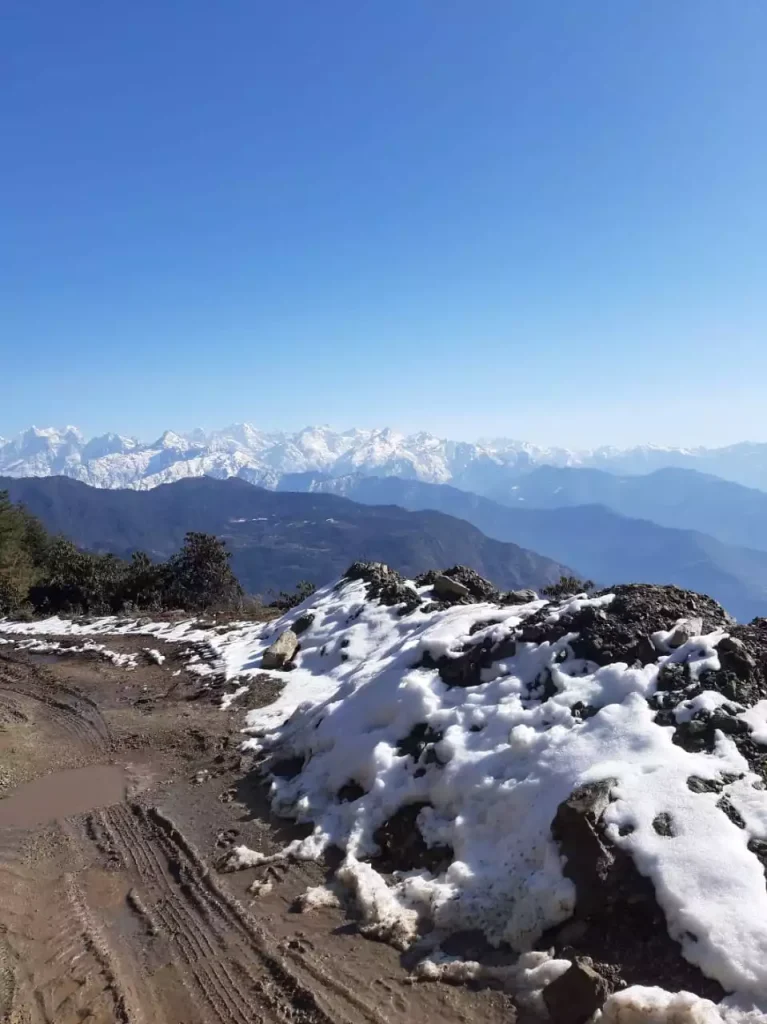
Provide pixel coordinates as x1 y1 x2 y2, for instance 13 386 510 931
395 723 443 761
262 629 299 669
717 796 746 829
344 562 421 611
548 780 725 1002
564 584 731 669
652 812 676 837
543 957 614 1024
748 838 767 881
687 775 726 794
571 702 598 721
550 780 618 915
528 667 559 701
268 755 304 779
423 630 517 688
372 802 453 873
293 612 315 635
634 634 658 665
337 781 365 803
468 618 504 635
656 661 691 692
670 705 750 754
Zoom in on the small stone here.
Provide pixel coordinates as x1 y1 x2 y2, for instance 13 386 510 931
432 574 471 600
262 629 299 669
293 613 315 635
504 588 537 605
652 812 676 836
543 957 613 1024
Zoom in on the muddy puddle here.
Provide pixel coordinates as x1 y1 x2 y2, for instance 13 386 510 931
0 763 126 828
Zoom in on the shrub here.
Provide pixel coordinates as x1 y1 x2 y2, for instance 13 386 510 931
541 575 596 601
270 579 317 610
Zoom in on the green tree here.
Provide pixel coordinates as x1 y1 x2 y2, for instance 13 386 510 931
118 551 167 610
0 492 48 613
164 532 243 611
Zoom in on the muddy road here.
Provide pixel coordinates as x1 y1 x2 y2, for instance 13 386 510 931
0 639 512 1024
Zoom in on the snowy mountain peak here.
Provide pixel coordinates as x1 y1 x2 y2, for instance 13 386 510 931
152 429 192 450
4 423 767 492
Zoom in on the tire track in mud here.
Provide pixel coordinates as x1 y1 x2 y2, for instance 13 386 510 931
101 799 385 1024
0 652 393 1024
0 655 110 753
0 655 139 1024
0 825 143 1024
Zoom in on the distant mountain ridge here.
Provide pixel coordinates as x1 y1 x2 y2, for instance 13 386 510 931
279 472 767 623
482 465 767 553
5 424 767 491
0 475 570 599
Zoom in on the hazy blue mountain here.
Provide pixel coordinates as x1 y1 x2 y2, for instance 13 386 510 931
483 465 767 552
280 472 767 621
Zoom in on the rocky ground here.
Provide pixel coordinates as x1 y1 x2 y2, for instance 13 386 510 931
0 632 512 1024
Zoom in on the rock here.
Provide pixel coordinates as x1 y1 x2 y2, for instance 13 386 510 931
667 617 704 648
634 634 658 665
550 780 618 914
343 562 421 611
543 957 613 1024
652 812 676 836
560 584 730 668
416 566 500 603
432 574 471 601
293 613 315 635
420 632 517 688
262 629 299 669
441 566 499 601
372 802 453 873
503 588 537 605
548 780 725 1002
716 636 756 678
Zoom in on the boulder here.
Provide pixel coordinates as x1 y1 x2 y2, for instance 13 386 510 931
543 957 613 1024
503 588 537 605
432 574 471 601
548 780 725 1002
262 629 299 670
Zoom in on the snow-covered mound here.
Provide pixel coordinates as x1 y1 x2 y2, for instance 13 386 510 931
215 566 767 1021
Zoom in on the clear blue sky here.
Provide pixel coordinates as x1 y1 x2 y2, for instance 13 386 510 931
3 1 766 448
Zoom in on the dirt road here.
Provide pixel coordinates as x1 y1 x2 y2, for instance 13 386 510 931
0 639 512 1024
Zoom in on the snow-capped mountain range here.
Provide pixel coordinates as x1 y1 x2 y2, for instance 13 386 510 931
4 424 767 492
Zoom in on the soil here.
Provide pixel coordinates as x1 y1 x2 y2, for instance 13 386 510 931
0 634 513 1024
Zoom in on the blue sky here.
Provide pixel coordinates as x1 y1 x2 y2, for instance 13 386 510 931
3 1 766 448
